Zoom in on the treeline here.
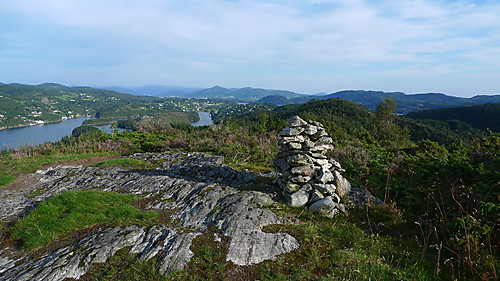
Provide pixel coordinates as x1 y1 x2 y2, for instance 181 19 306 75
406 102 500 132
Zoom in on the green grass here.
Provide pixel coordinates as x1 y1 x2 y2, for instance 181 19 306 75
248 206 432 281
0 152 116 187
92 157 146 168
8 190 158 249
81 248 169 281
0 174 16 186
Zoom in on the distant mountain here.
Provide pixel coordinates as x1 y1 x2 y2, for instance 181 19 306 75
256 95 293 105
292 90 500 114
187 86 305 101
101 85 201 97
406 103 500 132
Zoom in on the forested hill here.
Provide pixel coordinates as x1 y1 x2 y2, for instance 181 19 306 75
186 86 304 100
221 98 488 145
406 102 500 132
0 83 222 129
291 90 500 114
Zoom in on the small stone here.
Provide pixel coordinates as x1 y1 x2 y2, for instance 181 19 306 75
285 190 309 207
313 158 329 166
304 124 318 135
336 203 346 213
311 129 328 140
291 175 311 183
329 159 342 170
276 150 300 159
309 153 327 159
285 181 302 193
310 144 333 152
309 196 336 217
274 158 289 170
288 142 302 150
279 135 305 145
291 165 315 176
280 127 305 136
308 120 324 128
309 190 324 204
287 154 313 166
313 183 336 194
303 139 315 149
299 183 313 192
315 168 335 184
334 170 351 197
316 137 333 145
346 188 384 207
287 116 308 127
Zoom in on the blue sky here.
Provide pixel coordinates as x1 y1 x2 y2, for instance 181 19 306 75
1 0 499 97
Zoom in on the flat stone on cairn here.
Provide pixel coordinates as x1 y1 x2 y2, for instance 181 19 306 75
275 116 351 217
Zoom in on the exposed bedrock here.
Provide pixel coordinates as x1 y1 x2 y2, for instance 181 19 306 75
0 152 299 281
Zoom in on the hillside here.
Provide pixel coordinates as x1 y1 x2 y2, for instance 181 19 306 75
292 90 500 114
187 86 304 101
255 95 293 105
406 102 500 132
221 98 488 145
0 83 225 129
102 85 201 96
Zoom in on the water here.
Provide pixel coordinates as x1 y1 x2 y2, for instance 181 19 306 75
192 112 213 127
0 117 88 150
0 112 214 150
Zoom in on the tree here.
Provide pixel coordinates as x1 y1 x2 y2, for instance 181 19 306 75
374 97 409 145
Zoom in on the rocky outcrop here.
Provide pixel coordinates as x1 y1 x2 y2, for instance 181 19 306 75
275 116 351 217
0 152 299 281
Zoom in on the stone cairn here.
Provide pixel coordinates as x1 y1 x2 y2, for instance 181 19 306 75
275 116 351 217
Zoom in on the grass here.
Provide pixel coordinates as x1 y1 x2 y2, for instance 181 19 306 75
0 152 117 187
165 230 230 281
81 248 169 281
8 190 158 249
91 157 147 168
247 205 433 281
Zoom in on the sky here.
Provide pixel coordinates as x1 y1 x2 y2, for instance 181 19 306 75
1 0 499 97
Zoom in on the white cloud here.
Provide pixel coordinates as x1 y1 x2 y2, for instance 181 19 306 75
1 0 499 96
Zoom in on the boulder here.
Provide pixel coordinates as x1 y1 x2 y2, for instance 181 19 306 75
287 116 308 127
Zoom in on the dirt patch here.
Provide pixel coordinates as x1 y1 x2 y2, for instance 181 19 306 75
40 154 121 169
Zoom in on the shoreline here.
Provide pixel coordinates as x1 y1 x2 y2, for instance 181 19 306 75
0 116 91 131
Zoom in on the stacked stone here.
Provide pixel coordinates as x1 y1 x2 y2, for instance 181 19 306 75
275 116 351 217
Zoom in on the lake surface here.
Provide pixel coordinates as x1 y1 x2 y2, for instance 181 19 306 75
192 112 213 127
0 117 88 150
0 112 214 150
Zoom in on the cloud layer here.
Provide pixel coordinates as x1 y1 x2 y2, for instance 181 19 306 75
1 0 499 96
